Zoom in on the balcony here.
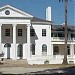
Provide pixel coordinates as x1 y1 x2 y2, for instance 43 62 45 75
51 37 75 41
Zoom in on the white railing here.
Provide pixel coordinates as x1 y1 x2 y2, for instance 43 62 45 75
67 55 75 59
31 55 75 60
30 55 75 64
51 37 64 41
0 51 4 61
67 55 75 64
70 38 75 41
51 37 75 41
31 55 64 60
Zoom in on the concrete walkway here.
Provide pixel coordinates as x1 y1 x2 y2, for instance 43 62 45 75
0 67 50 74
0 59 53 74
0 67 75 75
0 59 75 74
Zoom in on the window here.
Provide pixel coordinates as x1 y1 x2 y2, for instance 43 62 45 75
53 33 57 37
51 33 53 37
30 29 35 36
5 10 10 15
67 46 70 55
58 33 64 37
31 44 35 55
5 29 10 36
71 34 75 38
18 29 22 36
51 33 57 37
42 44 47 55
42 29 46 36
53 46 59 55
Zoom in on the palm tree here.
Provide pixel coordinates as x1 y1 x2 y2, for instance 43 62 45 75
58 0 71 64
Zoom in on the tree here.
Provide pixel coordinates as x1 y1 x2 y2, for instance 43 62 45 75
58 0 71 64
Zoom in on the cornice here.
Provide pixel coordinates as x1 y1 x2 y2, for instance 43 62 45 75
0 17 32 20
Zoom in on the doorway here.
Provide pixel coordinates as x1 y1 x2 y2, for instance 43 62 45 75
4 43 11 59
17 44 23 59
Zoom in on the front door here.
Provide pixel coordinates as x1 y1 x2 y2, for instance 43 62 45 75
4 43 11 59
17 44 23 59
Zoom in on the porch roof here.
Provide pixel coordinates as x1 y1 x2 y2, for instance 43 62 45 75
52 25 75 31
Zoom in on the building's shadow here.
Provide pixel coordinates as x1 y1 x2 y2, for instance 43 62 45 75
24 66 75 75
1 66 75 75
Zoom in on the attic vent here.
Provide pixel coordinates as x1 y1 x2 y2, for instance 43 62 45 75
5 10 10 15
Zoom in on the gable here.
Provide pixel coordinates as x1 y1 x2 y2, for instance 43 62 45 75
0 5 33 18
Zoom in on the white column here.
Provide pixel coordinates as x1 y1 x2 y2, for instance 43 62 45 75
47 25 51 55
23 44 27 59
51 44 53 55
70 44 74 55
0 24 2 53
13 24 17 60
27 24 30 59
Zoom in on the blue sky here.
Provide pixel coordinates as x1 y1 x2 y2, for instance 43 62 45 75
0 0 74 25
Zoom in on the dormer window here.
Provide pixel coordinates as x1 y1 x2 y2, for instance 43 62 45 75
5 10 10 15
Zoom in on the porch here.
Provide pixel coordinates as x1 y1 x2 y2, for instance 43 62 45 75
28 55 75 65
28 44 75 65
0 24 31 60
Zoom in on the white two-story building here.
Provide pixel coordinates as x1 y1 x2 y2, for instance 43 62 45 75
0 5 75 64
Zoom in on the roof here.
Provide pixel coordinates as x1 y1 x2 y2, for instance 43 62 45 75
0 5 51 25
31 17 51 25
0 5 33 18
31 17 50 22
52 25 75 31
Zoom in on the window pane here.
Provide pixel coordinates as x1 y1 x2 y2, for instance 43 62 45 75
54 33 57 37
42 45 47 52
58 33 64 37
5 29 10 36
67 46 70 55
71 34 75 38
30 29 35 36
51 33 53 37
18 29 22 36
42 29 46 36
